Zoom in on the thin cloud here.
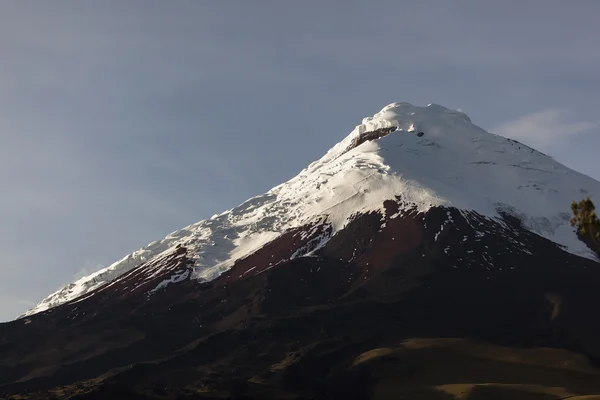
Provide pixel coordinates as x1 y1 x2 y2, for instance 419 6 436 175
72 260 105 281
493 109 597 151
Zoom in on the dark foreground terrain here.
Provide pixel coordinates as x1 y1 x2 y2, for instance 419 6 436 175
2 203 600 399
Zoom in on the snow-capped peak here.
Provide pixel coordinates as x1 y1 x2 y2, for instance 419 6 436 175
22 102 600 317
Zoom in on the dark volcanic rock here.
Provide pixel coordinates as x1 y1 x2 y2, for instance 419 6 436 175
346 127 398 151
2 204 600 399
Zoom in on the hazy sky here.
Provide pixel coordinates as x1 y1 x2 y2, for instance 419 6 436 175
1 1 599 321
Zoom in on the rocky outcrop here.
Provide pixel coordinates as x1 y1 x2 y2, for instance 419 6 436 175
346 127 398 152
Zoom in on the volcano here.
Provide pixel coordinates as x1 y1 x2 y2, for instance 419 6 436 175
2 103 600 399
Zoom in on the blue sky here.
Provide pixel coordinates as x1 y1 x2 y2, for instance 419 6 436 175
1 1 599 321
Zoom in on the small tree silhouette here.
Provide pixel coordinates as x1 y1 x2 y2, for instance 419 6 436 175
570 197 600 253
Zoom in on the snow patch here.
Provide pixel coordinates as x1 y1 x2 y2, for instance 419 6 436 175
151 269 190 293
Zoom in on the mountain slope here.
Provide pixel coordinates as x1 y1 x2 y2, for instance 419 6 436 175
23 102 600 317
4 102 600 399
3 203 600 399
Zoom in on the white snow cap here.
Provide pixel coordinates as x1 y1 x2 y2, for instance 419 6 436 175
355 102 471 135
22 102 600 317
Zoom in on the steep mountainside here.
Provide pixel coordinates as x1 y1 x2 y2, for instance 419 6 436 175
2 103 600 400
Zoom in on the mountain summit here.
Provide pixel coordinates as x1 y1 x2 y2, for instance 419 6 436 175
4 103 600 399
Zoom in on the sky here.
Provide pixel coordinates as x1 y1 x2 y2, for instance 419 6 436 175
1 1 599 321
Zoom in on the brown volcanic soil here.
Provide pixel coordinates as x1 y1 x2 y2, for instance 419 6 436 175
1 202 600 399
